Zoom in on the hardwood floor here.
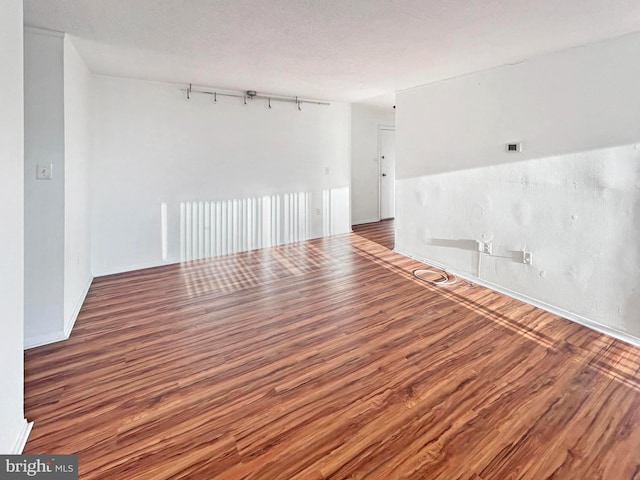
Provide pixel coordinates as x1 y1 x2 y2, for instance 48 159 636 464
24 223 640 479
352 219 394 250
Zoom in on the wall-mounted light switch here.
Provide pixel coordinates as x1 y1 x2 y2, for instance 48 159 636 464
523 251 533 265
36 164 53 180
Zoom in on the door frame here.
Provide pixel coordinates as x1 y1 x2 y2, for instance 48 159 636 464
378 125 396 221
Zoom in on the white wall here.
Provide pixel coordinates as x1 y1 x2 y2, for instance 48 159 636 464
91 76 352 275
24 28 66 347
396 32 640 342
24 30 92 348
351 104 395 225
63 36 93 335
0 0 31 453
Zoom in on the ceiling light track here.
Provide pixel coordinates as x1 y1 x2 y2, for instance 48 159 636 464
183 84 330 109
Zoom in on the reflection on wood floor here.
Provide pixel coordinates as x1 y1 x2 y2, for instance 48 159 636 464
352 218 395 250
25 221 640 479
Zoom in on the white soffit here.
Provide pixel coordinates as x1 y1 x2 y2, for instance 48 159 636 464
24 0 640 102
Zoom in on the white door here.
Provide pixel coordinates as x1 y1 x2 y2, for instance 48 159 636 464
379 128 396 219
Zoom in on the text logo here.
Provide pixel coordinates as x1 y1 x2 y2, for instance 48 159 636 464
0 455 77 479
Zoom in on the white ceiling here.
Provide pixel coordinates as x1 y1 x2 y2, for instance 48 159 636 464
23 0 640 105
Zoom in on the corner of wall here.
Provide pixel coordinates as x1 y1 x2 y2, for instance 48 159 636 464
64 274 93 337
24 25 67 348
0 0 28 454
11 420 34 454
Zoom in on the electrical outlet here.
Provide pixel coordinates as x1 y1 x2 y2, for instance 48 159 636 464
477 241 492 255
523 251 533 265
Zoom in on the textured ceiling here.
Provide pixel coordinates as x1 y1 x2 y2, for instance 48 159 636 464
23 0 640 104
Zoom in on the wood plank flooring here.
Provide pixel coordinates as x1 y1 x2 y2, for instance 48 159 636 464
24 222 640 479
352 219 394 250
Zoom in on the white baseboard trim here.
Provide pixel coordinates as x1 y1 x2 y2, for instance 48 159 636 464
93 232 342 277
395 247 640 348
24 330 67 350
11 419 33 454
64 275 93 337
